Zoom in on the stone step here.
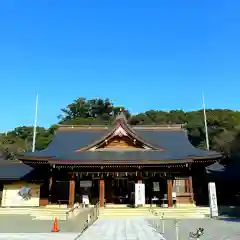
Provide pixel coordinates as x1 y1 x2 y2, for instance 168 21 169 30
30 210 69 214
99 207 209 219
31 209 85 220
152 212 206 216
100 211 205 215
30 209 70 219
0 207 69 212
102 206 209 210
99 216 150 219
153 210 210 214
101 209 210 214
99 214 206 219
0 208 32 214
100 212 151 216
153 207 210 210
0 207 70 219
30 213 67 217
153 209 210 213
44 204 68 209
99 215 206 219
100 213 152 216
32 215 67 220
101 209 150 212
163 214 207 218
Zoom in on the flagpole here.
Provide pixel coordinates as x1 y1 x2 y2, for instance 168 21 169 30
202 93 209 150
32 93 38 152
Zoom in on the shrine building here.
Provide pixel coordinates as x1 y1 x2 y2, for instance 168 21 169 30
0 112 221 208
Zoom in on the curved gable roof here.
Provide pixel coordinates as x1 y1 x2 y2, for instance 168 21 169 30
20 112 221 162
77 113 160 151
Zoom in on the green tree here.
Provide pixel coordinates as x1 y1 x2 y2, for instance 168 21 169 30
59 97 130 125
2 96 240 159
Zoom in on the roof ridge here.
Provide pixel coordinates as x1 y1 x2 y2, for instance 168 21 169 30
133 126 184 131
58 124 184 129
58 126 111 131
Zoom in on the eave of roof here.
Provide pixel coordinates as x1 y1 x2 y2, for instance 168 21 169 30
19 150 220 166
0 161 34 180
49 159 194 165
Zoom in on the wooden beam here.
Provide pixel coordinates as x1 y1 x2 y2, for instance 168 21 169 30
167 179 173 207
99 179 105 207
69 173 75 207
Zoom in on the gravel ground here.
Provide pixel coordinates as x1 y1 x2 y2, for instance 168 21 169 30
147 217 240 240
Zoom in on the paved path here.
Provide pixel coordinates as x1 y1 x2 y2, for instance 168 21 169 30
0 233 79 239
79 217 165 239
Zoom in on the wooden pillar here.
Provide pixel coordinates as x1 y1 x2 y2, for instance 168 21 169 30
99 179 105 207
184 179 189 192
189 176 194 203
48 174 53 204
137 171 142 184
49 176 53 188
78 176 81 203
167 179 173 207
69 173 75 207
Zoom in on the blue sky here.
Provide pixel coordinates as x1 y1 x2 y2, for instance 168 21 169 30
0 0 239 132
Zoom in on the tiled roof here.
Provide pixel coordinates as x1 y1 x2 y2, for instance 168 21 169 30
24 129 109 157
22 127 220 162
21 110 221 162
0 161 34 180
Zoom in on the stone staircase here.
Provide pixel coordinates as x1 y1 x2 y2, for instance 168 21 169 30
99 207 153 219
0 205 210 220
31 207 70 220
0 207 33 215
0 205 80 220
151 206 210 219
99 206 210 219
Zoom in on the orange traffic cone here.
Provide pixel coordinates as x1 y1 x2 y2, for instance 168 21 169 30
52 217 60 232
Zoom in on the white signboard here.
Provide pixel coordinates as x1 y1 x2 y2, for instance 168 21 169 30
82 195 89 205
135 183 145 205
80 181 92 188
172 192 176 198
208 182 218 217
1 184 40 207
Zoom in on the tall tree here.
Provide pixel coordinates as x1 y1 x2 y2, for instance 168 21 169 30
59 97 131 125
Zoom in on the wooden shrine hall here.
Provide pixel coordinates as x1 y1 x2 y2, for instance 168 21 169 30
17 111 221 208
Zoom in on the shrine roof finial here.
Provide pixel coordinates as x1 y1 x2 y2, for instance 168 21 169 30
115 107 127 122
